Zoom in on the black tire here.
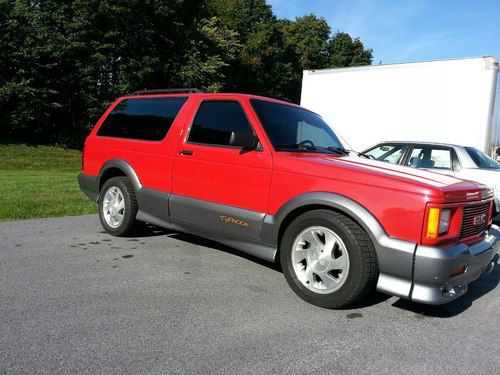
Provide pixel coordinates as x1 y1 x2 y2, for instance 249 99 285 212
98 177 140 237
280 209 378 309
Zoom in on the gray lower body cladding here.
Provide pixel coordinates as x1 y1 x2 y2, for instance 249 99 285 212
373 225 499 304
410 226 499 304
77 172 499 304
168 194 276 261
78 173 99 202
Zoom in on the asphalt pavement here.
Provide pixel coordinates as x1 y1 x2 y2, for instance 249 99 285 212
1 215 499 375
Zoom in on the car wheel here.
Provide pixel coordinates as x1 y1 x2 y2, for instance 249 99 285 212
280 209 378 308
99 177 139 237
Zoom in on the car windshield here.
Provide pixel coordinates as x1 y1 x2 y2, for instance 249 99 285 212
465 147 500 169
364 144 405 164
250 99 343 152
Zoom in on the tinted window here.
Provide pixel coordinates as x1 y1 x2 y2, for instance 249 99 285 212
97 97 188 141
250 99 343 151
365 144 405 164
188 101 253 146
407 146 452 170
465 147 500 169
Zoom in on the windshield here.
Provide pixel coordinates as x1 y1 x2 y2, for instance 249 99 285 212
365 144 405 164
250 99 343 152
465 147 500 169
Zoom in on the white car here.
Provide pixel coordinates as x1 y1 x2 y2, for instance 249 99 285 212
363 142 500 217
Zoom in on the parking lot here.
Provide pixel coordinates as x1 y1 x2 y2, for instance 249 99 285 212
1 215 499 374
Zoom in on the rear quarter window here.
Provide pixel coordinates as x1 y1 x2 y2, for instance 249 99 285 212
97 97 188 141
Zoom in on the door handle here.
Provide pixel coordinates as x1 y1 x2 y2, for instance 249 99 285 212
179 150 193 155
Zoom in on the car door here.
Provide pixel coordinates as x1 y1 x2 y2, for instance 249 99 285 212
405 144 456 176
170 96 273 240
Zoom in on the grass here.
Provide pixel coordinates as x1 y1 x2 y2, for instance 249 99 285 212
0 144 97 221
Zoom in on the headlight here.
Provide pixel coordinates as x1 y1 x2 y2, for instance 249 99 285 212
426 207 450 238
439 209 451 234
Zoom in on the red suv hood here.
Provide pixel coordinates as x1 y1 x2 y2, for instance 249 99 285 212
337 157 492 202
275 153 493 203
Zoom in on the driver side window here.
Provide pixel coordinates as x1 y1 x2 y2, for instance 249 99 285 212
188 101 254 147
407 147 452 170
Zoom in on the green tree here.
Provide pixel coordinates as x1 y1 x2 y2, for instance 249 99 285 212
328 32 373 67
279 14 331 70
209 0 298 100
180 16 241 92
0 0 372 146
1 0 241 146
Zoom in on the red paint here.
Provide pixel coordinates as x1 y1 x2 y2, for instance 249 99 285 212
82 93 494 244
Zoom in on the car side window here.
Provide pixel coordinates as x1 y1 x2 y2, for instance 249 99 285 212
97 97 188 141
188 101 254 146
407 147 452 170
365 145 405 164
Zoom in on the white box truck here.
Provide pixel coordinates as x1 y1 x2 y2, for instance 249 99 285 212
300 56 500 157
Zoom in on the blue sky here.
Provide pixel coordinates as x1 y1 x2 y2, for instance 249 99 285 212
268 0 500 64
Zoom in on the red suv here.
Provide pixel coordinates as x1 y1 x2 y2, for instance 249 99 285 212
78 89 499 308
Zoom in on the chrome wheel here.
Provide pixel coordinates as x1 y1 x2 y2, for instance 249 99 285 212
102 186 125 228
291 226 350 294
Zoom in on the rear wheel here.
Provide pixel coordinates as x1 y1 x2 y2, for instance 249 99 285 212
280 209 378 308
99 177 139 236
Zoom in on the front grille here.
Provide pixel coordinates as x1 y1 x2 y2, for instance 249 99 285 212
459 202 491 240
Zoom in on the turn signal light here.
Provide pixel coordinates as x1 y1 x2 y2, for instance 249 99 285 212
426 207 440 238
450 266 466 277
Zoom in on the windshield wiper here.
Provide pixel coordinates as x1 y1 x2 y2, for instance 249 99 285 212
275 143 369 158
326 146 350 156
327 147 373 159
275 143 317 151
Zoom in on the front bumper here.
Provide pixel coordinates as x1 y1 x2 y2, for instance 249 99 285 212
410 225 500 304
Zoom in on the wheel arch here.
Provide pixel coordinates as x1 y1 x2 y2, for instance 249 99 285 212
98 159 142 193
262 192 388 260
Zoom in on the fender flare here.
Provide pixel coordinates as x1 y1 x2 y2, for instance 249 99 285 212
261 192 386 248
97 159 171 229
98 159 142 192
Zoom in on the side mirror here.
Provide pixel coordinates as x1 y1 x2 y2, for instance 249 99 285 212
229 131 259 150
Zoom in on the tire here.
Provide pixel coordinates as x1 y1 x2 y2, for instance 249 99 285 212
98 177 140 237
280 209 378 309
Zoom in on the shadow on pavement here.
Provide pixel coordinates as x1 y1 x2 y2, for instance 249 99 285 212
392 255 499 318
165 231 283 272
346 290 393 309
124 224 499 314
157 230 395 308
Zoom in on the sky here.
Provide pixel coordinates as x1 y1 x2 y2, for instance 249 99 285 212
268 0 500 65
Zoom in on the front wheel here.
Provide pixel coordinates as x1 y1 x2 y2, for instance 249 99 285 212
98 177 140 237
280 210 378 308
